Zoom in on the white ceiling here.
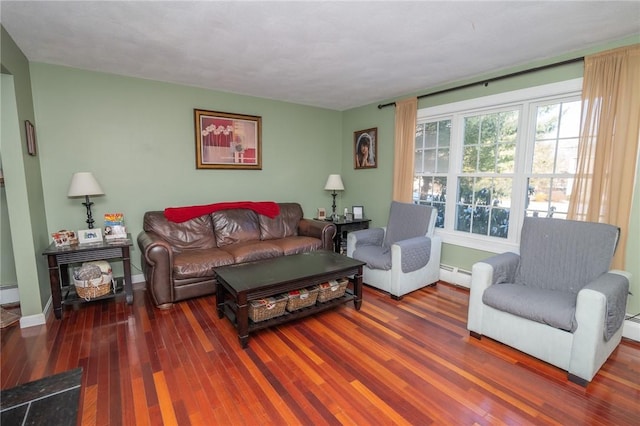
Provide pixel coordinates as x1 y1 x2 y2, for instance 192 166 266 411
1 1 639 110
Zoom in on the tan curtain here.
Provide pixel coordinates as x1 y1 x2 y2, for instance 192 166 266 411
393 97 418 202
568 44 640 269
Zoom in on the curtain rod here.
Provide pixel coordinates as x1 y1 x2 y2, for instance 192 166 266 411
377 56 584 109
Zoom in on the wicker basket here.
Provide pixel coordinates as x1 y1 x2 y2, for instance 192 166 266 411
317 278 349 303
249 294 288 322
286 286 319 312
73 261 114 300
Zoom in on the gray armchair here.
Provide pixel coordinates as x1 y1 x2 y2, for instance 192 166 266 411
346 201 441 298
468 217 630 385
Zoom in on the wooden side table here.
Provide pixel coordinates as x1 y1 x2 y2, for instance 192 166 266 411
331 218 371 254
42 235 133 319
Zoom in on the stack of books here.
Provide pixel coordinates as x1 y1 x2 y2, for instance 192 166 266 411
104 213 127 240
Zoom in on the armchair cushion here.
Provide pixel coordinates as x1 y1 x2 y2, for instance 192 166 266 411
515 218 619 293
353 245 391 271
483 284 578 332
382 202 433 252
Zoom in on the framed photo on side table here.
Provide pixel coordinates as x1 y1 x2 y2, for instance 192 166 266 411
317 208 326 220
352 206 364 220
78 228 103 244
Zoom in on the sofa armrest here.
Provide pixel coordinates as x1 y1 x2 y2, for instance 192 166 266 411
468 252 520 334
298 219 336 251
137 230 175 307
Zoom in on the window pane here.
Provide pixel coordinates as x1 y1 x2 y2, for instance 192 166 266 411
556 138 579 174
464 111 518 173
415 123 424 148
414 176 447 228
536 104 560 139
425 122 437 148
414 150 423 174
437 149 450 173
464 117 479 145
463 146 478 172
438 120 451 147
497 143 516 173
478 146 495 172
456 177 511 238
558 101 581 138
532 140 556 174
423 149 436 173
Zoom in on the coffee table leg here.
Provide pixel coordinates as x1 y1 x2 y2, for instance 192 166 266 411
216 282 225 319
237 300 249 348
353 266 363 310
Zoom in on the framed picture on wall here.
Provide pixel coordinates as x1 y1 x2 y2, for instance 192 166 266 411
25 120 37 156
194 109 262 170
354 127 377 169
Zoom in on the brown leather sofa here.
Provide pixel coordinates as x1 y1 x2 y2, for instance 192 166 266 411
137 202 336 308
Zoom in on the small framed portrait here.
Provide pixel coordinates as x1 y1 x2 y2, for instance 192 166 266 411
25 120 37 156
317 208 326 220
352 206 364 220
78 228 104 244
354 127 377 169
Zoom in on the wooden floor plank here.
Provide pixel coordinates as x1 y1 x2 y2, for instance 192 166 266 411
1 282 639 425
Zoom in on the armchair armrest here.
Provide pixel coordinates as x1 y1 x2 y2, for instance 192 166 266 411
468 252 520 334
137 230 175 307
393 236 432 273
579 270 630 341
346 227 385 257
570 270 631 382
299 219 336 251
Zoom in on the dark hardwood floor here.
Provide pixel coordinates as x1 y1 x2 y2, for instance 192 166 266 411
2 282 639 425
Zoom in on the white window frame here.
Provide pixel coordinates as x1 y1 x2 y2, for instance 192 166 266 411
417 78 583 253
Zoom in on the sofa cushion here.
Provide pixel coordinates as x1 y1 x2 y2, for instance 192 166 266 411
173 248 235 280
221 241 283 263
515 217 619 294
269 236 323 255
212 209 261 247
144 211 217 251
259 202 302 240
483 283 578 332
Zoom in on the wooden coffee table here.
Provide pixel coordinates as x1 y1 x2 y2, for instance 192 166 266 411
214 251 364 348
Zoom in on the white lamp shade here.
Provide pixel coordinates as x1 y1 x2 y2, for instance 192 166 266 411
67 172 104 197
324 174 344 191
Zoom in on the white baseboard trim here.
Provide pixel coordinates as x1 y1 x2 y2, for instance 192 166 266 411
0 285 20 305
19 312 46 328
623 318 640 342
439 265 471 288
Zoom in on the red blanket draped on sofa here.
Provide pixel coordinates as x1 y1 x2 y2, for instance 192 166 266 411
164 201 280 223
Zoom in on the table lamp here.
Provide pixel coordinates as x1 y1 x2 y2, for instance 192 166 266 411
324 174 344 221
67 172 104 229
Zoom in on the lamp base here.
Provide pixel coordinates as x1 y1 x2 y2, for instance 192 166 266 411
82 195 95 229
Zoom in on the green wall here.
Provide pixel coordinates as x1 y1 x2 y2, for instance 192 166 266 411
1 26 50 317
341 36 640 314
30 63 343 278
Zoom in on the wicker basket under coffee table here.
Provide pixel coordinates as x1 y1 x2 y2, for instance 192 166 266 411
214 251 365 348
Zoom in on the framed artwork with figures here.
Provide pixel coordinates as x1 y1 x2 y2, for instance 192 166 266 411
195 109 262 170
